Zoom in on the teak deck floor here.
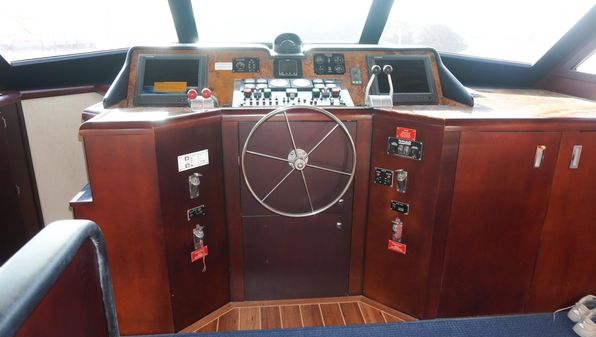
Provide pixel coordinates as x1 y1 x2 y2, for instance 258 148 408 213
181 296 415 333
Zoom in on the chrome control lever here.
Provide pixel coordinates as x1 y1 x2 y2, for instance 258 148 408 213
364 65 382 105
365 64 393 108
383 65 394 98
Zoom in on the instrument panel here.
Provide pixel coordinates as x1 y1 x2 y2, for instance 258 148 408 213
119 43 461 109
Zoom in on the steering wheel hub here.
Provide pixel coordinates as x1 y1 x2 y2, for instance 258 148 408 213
288 149 308 171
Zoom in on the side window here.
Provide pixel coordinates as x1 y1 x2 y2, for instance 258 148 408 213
575 51 596 75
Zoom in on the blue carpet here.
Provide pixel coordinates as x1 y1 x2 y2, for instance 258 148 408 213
136 312 577 337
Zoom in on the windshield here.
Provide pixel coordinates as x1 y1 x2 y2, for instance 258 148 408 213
379 0 595 65
191 0 373 43
0 0 176 63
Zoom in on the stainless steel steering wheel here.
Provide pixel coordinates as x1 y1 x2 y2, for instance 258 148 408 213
241 106 356 218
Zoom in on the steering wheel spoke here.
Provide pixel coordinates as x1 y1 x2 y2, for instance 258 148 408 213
246 150 290 163
262 168 296 202
306 163 352 176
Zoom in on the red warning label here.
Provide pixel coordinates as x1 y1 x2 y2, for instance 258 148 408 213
388 240 407 254
396 127 417 141
191 245 209 262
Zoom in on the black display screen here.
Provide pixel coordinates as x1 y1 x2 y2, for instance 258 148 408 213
142 59 200 92
278 59 298 76
377 60 430 94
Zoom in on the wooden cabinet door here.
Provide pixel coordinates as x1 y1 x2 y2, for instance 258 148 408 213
438 131 560 317
0 110 26 263
0 103 41 263
526 131 596 311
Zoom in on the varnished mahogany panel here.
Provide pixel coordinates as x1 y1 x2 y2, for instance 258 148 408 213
154 115 230 330
15 242 109 337
243 213 351 300
75 129 174 334
526 131 596 311
222 120 245 300
438 131 561 317
363 113 447 318
223 109 371 301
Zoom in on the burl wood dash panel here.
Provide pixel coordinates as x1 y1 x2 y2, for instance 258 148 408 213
125 48 444 107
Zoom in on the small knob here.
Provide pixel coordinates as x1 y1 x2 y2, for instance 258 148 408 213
371 65 382 75
312 88 321 98
383 65 393 74
201 88 212 99
330 87 341 98
190 173 201 186
243 88 253 98
187 89 198 100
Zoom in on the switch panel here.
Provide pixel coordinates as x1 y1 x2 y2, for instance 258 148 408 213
374 167 393 186
387 137 423 160
187 205 206 221
390 200 410 215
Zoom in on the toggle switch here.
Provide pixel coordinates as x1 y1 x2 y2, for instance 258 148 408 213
391 217 404 242
189 173 202 199
395 169 407 193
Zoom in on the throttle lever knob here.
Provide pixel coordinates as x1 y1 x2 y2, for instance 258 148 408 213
371 64 382 75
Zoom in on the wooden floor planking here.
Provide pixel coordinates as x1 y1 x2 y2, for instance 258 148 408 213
238 307 260 330
260 306 282 330
217 309 239 332
300 304 324 327
320 303 345 326
359 302 386 323
340 302 365 325
280 305 302 328
184 296 414 333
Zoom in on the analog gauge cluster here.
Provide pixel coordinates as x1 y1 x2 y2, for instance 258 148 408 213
233 57 260 73
313 53 346 75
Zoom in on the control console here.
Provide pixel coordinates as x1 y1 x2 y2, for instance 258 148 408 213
232 78 354 107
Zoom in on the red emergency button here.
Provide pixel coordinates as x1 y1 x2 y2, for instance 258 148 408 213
201 88 212 99
187 89 198 100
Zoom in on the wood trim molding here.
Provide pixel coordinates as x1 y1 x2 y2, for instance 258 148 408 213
20 85 107 100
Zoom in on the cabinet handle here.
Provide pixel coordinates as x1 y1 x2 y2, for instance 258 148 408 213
534 145 546 168
569 145 582 169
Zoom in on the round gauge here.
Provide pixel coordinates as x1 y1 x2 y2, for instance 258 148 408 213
269 79 290 88
292 79 312 88
314 55 326 64
334 65 345 74
234 61 246 71
332 55 344 64
273 33 303 54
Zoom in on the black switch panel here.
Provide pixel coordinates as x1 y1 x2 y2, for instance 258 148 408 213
313 53 346 75
374 167 393 186
390 200 410 215
187 204 206 221
388 137 423 160
233 58 260 73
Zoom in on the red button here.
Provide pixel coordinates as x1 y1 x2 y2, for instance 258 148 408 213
187 89 198 100
201 88 212 99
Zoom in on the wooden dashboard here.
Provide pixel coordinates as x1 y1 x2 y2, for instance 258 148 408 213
75 43 596 335
110 45 458 108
